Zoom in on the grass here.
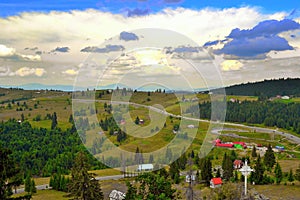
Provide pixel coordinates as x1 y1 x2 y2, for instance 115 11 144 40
13 190 69 200
252 183 300 200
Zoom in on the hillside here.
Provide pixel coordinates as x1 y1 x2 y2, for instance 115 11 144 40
224 78 300 97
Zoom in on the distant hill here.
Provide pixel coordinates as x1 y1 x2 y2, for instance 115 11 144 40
224 78 300 97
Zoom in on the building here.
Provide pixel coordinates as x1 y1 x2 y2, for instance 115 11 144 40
187 124 195 129
109 190 126 200
136 164 153 171
185 174 196 183
233 160 244 169
281 96 290 100
210 178 222 188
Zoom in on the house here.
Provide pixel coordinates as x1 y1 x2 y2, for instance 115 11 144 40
210 178 222 188
187 124 195 129
137 164 153 172
281 96 290 100
139 119 144 125
233 160 243 169
109 190 126 200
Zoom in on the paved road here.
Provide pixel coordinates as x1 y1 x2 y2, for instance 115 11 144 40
17 99 298 194
14 175 126 194
74 98 300 144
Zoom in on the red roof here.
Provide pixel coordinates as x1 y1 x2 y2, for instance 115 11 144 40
233 160 243 165
211 178 222 185
216 143 233 148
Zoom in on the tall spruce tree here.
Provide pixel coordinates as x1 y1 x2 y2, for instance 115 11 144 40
252 155 265 184
252 146 257 157
295 164 300 181
68 152 103 200
274 162 282 184
288 169 294 183
200 158 212 186
51 112 58 129
222 153 233 180
0 146 24 199
264 144 276 170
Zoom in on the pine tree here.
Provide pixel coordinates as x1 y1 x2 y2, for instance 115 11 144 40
31 179 37 193
288 169 294 183
274 162 283 184
135 116 140 125
252 155 265 184
201 158 212 186
51 112 58 129
0 146 24 199
222 153 233 180
68 152 104 200
264 144 276 170
252 146 257 157
24 175 31 193
216 168 221 178
295 164 300 181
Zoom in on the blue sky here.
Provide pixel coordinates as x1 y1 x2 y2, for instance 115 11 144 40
1 0 299 17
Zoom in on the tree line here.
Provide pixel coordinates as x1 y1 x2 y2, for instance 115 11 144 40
186 100 300 133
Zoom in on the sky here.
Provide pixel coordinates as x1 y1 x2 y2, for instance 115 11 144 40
0 0 300 90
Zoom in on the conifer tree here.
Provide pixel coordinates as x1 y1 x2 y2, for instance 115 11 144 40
68 152 103 200
274 162 282 184
252 146 257 157
288 169 294 183
264 144 276 170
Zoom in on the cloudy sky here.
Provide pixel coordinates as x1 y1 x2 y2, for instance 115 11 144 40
0 0 300 90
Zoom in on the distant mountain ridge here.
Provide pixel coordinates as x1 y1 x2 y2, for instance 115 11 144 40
224 78 300 97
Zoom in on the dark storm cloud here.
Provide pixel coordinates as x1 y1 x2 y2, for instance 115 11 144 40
52 46 70 53
215 19 300 58
119 31 139 41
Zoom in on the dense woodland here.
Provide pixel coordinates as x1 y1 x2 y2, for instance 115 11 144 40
187 100 300 134
0 119 106 177
222 78 300 97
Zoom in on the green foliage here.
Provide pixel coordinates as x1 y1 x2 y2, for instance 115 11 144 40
49 173 70 192
250 155 265 185
0 146 23 199
51 112 58 130
224 78 300 97
68 152 104 200
264 144 276 170
24 175 36 194
295 165 300 181
252 146 257 157
0 119 105 176
222 153 233 181
200 157 212 186
126 172 176 200
189 100 300 134
274 162 283 184
288 169 294 183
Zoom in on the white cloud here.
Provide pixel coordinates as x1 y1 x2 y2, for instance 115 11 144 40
62 69 78 75
221 60 243 71
0 44 41 61
14 67 46 77
0 45 16 57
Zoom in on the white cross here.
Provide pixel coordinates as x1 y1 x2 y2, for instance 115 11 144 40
239 160 254 196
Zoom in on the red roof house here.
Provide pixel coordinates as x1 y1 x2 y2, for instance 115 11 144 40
210 177 222 188
233 159 243 169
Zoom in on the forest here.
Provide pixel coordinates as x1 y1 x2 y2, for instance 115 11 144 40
0 119 106 177
187 100 300 133
221 78 300 97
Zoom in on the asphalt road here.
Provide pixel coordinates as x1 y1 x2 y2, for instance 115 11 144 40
14 175 126 194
